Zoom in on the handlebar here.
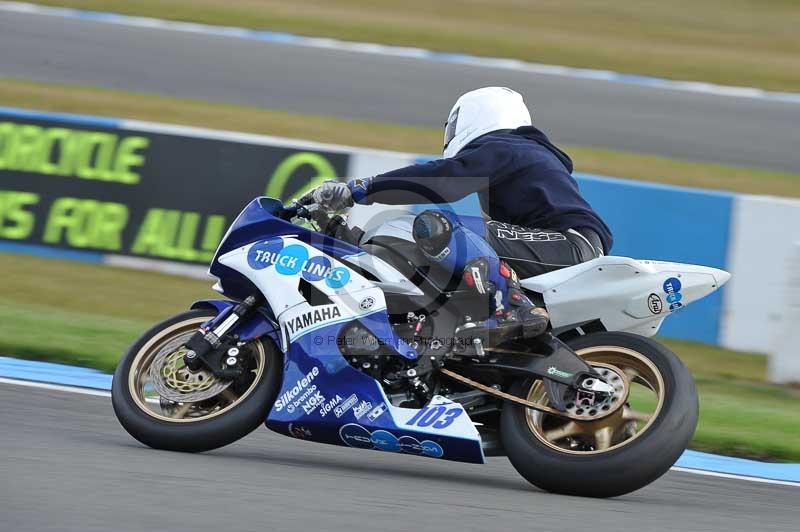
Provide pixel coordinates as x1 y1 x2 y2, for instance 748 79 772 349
277 199 359 243
280 199 344 221
278 202 307 220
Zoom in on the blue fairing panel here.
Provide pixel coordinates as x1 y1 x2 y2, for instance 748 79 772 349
206 199 485 464
265 322 485 464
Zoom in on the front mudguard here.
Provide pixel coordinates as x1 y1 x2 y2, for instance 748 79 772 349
190 299 281 347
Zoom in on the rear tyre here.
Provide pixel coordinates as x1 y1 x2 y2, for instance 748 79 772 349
501 332 698 497
112 309 282 452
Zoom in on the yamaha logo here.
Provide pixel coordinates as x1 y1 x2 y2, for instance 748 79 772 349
359 297 375 310
284 305 341 336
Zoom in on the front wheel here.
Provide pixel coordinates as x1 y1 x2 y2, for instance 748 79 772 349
112 309 282 452
501 332 698 498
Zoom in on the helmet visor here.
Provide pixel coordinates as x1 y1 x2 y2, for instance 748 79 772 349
443 107 459 151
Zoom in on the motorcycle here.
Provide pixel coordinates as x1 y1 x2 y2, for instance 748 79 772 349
112 196 730 497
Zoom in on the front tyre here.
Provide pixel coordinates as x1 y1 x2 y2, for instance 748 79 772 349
501 332 698 498
112 309 282 452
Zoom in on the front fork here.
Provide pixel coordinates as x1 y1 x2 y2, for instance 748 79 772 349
183 294 264 378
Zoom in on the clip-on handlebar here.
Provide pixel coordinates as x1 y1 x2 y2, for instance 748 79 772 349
281 200 361 244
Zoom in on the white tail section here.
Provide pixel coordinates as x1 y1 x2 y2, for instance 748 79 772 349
521 257 730 337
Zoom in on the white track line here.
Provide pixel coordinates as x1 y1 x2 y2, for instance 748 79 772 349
670 467 800 488
2 377 799 487
0 376 110 397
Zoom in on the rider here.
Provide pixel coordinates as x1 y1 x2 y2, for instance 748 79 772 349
300 86 613 346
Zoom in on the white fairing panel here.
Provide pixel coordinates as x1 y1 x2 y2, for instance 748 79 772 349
521 257 731 337
360 215 416 244
218 237 388 350
340 252 423 296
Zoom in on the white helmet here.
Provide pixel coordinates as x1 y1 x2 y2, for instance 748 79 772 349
443 87 532 158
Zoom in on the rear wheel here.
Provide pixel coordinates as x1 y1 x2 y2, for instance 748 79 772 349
112 309 282 452
501 332 698 497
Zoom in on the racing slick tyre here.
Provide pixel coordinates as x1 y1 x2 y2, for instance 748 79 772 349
112 309 282 452
500 331 698 498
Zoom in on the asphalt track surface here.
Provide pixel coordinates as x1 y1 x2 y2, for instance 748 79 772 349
1 383 798 532
2 10 800 173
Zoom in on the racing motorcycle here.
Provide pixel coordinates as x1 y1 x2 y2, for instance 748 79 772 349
112 196 730 497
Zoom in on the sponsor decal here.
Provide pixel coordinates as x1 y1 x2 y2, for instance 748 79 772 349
247 239 285 270
275 244 310 275
284 305 342 337
339 424 444 458
301 255 333 282
246 241 350 287
359 296 375 311
289 389 343 418
398 436 443 457
334 393 359 418
339 423 374 449
663 277 684 312
470 265 486 294
647 293 664 314
274 366 319 412
318 394 344 418
353 400 373 420
398 435 424 455
351 178 370 193
547 366 573 379
420 440 444 458
273 370 345 418
489 221 567 242
370 430 401 452
288 423 312 439
430 246 451 262
405 405 464 429
325 267 350 289
367 403 387 422
300 389 325 415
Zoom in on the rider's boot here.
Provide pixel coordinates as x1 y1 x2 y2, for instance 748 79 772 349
454 259 549 351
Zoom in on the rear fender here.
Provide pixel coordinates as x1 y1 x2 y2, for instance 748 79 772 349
190 299 281 346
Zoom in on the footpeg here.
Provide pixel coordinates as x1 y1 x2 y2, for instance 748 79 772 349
520 307 549 339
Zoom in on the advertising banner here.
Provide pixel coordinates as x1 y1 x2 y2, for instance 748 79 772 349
0 115 349 264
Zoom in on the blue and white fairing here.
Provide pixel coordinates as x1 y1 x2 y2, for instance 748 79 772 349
213 201 484 464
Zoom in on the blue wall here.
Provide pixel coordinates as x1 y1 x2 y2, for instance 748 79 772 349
576 173 732 344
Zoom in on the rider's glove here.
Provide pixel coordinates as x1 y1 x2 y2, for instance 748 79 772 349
347 177 372 204
299 180 354 211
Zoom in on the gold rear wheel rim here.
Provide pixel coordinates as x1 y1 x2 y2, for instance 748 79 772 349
127 316 266 423
525 345 666 455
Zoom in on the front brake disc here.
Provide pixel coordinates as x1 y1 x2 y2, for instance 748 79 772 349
149 340 231 403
